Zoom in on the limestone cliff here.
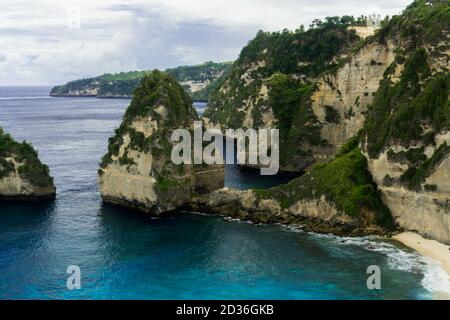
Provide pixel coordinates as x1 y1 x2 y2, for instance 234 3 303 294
200 1 450 243
0 128 56 200
203 19 379 171
98 70 224 214
358 0 450 243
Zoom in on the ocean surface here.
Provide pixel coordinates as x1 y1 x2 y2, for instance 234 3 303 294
0 86 447 299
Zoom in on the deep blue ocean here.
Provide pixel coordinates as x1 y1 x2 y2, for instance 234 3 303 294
0 86 446 299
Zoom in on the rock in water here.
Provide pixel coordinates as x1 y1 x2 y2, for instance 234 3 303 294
98 70 224 214
0 128 56 200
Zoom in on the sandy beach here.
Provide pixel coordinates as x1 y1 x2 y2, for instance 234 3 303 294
393 232 450 299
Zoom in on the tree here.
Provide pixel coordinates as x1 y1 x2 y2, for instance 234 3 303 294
340 15 354 25
325 16 341 25
296 24 305 33
310 19 323 29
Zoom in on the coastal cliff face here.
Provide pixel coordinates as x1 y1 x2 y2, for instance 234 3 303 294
0 128 56 200
200 1 450 243
98 71 224 214
203 22 363 171
203 27 403 171
359 1 450 243
310 39 397 156
50 61 232 101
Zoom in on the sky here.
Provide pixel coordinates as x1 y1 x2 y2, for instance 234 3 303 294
0 0 411 86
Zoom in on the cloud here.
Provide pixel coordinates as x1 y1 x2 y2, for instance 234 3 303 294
0 0 410 85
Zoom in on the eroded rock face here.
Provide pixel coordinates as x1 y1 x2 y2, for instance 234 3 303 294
311 40 397 156
204 26 364 172
0 128 56 200
364 132 450 244
359 1 450 244
98 71 224 214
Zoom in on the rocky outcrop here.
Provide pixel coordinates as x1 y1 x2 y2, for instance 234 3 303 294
98 70 224 214
0 128 56 200
191 188 367 235
191 143 394 236
364 133 450 244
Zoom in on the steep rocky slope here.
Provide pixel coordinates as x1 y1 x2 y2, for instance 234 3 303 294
0 128 56 200
201 0 450 243
50 61 232 101
203 20 366 171
98 70 224 214
360 1 450 244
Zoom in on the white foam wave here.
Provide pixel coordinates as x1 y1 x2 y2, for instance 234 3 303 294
328 235 450 295
281 228 450 295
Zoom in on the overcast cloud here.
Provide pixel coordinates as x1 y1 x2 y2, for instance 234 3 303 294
0 0 411 85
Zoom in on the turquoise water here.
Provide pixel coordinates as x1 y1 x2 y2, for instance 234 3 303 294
0 87 445 299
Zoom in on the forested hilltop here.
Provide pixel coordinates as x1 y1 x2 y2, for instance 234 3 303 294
50 61 232 101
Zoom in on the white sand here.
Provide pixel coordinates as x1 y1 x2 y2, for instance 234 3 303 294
393 232 450 299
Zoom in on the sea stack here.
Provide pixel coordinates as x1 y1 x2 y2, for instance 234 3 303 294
0 128 56 200
98 70 224 214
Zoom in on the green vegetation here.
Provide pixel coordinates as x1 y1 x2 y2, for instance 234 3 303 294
233 18 360 78
0 128 54 187
358 1 450 193
255 140 393 227
363 48 449 157
166 61 232 83
387 147 427 166
205 18 362 168
100 70 198 169
191 64 232 101
375 0 450 45
325 105 341 123
267 73 322 166
400 143 450 190
50 61 232 101
205 17 361 125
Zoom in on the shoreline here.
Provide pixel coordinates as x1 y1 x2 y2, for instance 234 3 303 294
393 232 450 300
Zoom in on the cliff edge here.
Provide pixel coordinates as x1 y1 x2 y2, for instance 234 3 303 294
0 128 56 200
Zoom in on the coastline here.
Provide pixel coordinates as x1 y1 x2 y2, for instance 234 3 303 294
393 232 450 299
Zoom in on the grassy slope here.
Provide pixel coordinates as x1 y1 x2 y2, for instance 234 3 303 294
255 136 394 228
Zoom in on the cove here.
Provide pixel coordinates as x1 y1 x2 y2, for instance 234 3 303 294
0 86 443 299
